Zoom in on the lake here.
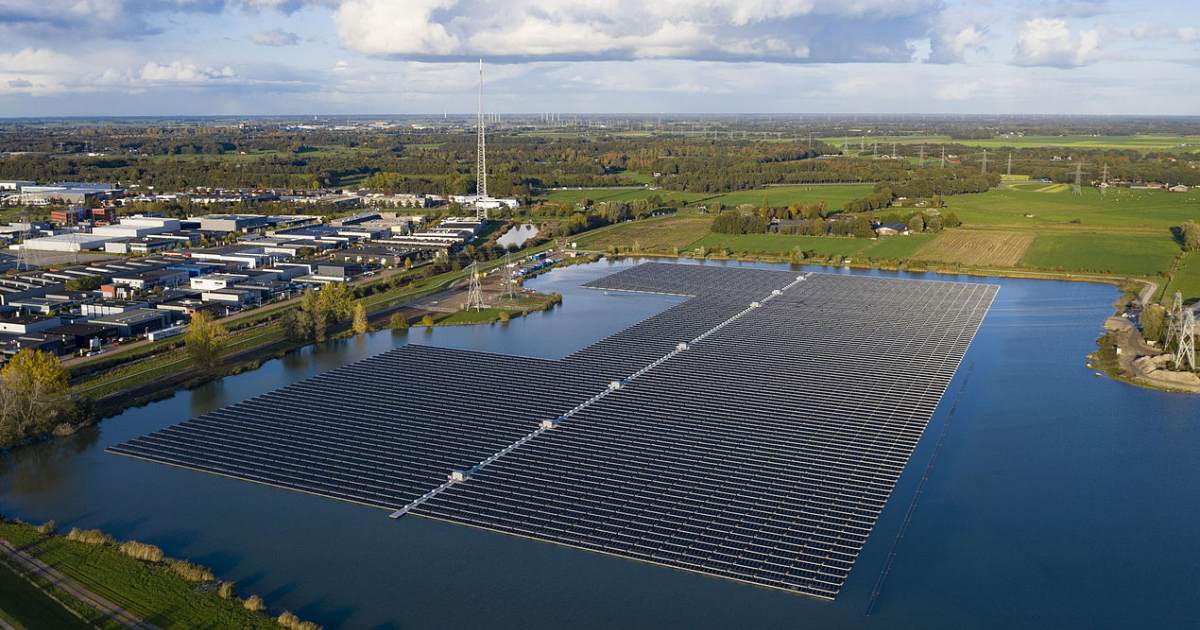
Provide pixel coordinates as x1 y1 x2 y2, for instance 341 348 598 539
496 223 539 249
1 259 1197 629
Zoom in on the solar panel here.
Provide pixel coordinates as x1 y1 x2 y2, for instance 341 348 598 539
109 262 997 599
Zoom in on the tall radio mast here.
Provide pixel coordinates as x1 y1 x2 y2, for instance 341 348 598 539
476 59 488 218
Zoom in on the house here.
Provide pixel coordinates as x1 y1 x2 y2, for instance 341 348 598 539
874 223 909 237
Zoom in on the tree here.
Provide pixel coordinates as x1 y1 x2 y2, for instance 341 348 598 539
0 349 71 447
352 302 368 334
926 214 944 232
281 307 311 342
852 216 874 239
1181 221 1200 251
299 288 326 341
389 313 409 332
421 314 434 328
184 311 228 373
907 214 926 233
1141 303 1167 343
64 275 103 292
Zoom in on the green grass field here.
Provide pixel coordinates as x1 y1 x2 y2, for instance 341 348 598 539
0 558 95 630
542 188 712 205
709 184 874 210
822 134 1200 153
945 187 1200 231
690 233 935 259
1020 232 1181 276
1163 252 1200 303
574 215 714 252
0 521 282 629
543 183 876 211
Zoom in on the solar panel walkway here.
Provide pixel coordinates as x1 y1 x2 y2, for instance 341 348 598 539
109 263 997 599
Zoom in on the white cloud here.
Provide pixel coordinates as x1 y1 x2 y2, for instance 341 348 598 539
138 61 236 84
1130 23 1200 44
1013 18 1101 68
931 23 988 62
252 28 300 46
935 80 980 100
0 47 77 95
331 0 940 63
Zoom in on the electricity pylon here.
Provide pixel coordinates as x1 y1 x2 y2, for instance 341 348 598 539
1177 311 1196 371
465 261 486 311
1164 291 1184 348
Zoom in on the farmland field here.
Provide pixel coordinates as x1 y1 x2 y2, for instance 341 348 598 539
1010 183 1071 193
822 134 1200 152
1163 252 1200 303
1019 232 1181 276
709 184 874 210
543 188 712 205
574 215 714 251
913 230 1036 266
944 187 1200 231
689 232 935 259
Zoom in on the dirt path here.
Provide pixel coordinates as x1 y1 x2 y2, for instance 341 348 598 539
0 539 159 630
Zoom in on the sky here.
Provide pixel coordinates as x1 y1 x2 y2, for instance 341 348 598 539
0 0 1198 117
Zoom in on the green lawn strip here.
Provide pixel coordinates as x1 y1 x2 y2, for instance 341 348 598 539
1163 252 1200 303
1019 232 1181 276
0 557 94 630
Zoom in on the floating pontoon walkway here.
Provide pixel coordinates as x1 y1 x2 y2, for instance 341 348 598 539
109 263 997 600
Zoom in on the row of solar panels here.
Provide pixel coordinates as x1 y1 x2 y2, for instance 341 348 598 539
415 265 997 599
110 263 997 601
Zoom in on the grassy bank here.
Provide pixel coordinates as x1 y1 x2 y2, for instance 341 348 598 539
0 519 311 629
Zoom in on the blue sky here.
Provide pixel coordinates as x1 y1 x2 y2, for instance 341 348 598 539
0 0 1197 116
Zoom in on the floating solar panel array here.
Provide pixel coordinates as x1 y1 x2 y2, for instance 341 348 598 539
109 262 997 600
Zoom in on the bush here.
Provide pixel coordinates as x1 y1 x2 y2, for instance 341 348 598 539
498 311 510 323
277 611 323 630
66 528 112 545
119 540 164 562
167 559 214 582
243 595 265 612
217 581 235 599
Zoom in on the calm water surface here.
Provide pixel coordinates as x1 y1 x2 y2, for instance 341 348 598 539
495 224 539 249
1 259 1197 629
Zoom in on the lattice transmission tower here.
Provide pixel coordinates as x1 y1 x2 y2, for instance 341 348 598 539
1164 291 1183 348
465 261 486 311
1178 311 1196 371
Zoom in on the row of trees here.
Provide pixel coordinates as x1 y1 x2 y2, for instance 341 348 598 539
281 284 355 343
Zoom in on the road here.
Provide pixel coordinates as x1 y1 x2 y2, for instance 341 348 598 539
0 539 159 630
